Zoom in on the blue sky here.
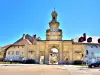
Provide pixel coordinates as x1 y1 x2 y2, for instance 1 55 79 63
0 0 100 47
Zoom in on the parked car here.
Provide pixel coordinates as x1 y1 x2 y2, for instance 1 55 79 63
88 61 100 68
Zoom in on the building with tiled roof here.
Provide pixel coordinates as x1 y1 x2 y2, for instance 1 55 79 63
73 36 100 44
2 44 11 50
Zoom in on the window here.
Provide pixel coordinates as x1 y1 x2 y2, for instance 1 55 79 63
86 50 88 55
8 51 10 55
12 51 14 55
28 51 33 54
75 51 81 53
95 45 98 48
16 51 19 55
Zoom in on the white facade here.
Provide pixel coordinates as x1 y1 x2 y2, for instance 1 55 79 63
86 45 100 63
86 45 100 57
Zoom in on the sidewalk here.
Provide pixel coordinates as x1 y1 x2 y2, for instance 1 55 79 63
0 64 40 66
64 65 92 75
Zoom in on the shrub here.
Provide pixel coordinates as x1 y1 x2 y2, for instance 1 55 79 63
73 60 83 65
58 61 64 65
24 59 36 64
35 60 39 64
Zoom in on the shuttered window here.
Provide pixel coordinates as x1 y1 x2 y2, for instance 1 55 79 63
16 51 19 55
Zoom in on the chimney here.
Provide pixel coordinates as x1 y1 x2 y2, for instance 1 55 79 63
33 34 36 39
83 33 86 41
23 34 26 39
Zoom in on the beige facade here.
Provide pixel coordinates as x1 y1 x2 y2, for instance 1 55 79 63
4 41 86 64
0 10 87 64
0 47 4 61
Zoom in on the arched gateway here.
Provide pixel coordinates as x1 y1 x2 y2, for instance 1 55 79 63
49 48 59 64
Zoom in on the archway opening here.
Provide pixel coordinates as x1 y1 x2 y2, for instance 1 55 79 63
49 48 59 64
51 48 58 53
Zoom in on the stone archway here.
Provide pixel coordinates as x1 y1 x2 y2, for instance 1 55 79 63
49 48 59 64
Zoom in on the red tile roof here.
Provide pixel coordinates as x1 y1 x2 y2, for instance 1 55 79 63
2 44 12 49
13 39 32 45
3 34 41 50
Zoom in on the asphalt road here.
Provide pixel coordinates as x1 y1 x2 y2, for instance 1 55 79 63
0 65 71 75
89 68 100 75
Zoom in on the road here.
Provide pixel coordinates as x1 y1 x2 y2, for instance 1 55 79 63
88 68 100 75
0 65 100 75
64 65 100 75
0 65 71 75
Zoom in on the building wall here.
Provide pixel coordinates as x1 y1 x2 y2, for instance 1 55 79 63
27 42 46 63
46 31 62 40
63 41 73 63
4 41 86 64
0 48 4 61
72 43 86 61
86 45 100 58
5 46 26 59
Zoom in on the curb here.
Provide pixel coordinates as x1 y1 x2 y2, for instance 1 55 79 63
0 64 40 66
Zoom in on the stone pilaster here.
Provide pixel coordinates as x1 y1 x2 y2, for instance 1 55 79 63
35 43 40 64
24 45 28 59
58 43 63 64
44 44 49 64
